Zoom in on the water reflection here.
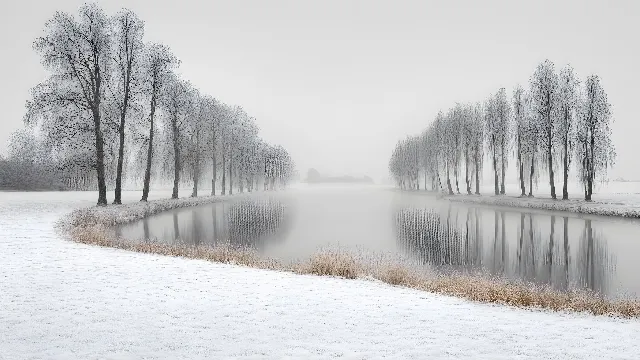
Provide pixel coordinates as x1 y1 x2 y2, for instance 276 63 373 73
118 197 291 250
394 205 616 297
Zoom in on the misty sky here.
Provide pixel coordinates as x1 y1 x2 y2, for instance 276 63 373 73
1 0 638 182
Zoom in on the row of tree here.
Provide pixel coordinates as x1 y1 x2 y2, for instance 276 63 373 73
11 3 294 204
389 60 615 201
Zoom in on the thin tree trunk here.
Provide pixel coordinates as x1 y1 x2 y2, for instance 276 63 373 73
528 155 535 197
562 137 569 200
500 139 506 195
114 65 132 205
548 129 556 199
474 150 480 195
492 155 499 196
171 114 180 199
518 139 525 196
221 146 226 195
228 143 233 195
211 151 217 196
141 87 157 202
191 129 200 197
465 149 471 195
587 126 595 201
93 106 108 206
446 165 453 195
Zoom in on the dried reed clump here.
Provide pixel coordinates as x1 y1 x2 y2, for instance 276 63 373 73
64 202 640 319
303 251 360 279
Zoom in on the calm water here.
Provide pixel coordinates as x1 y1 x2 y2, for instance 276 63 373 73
117 185 640 299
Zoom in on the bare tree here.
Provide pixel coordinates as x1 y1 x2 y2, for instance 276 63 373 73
111 9 145 204
140 43 178 201
556 65 579 200
484 94 501 195
531 60 559 199
26 3 112 205
513 85 527 196
576 75 615 200
161 74 193 199
495 88 511 195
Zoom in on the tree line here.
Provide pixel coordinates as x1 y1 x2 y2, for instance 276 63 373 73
2 3 294 203
388 60 615 201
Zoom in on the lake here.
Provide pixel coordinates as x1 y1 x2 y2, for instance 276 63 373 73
116 185 640 299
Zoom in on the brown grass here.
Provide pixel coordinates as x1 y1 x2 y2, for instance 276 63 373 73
66 223 640 319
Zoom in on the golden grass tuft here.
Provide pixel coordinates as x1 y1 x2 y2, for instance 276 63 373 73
66 221 640 319
304 251 360 279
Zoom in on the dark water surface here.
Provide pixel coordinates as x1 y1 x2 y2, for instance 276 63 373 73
117 185 640 299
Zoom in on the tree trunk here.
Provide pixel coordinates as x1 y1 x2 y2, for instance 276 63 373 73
191 129 200 197
228 144 233 195
171 114 180 199
548 128 556 199
211 151 217 196
93 106 108 206
518 139 525 196
492 155 499 196
474 150 480 195
500 138 506 195
465 149 471 195
454 167 459 194
113 68 132 205
221 146 226 195
141 87 157 202
587 125 595 201
562 137 569 200
446 164 453 195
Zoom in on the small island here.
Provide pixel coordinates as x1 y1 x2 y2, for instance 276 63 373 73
304 168 374 184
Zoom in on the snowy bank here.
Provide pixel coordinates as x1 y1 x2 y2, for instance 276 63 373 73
437 192 640 218
57 193 247 231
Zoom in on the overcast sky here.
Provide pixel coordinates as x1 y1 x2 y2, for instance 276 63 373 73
1 0 638 181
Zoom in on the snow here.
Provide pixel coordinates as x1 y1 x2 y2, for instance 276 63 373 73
420 181 640 218
2 191 640 359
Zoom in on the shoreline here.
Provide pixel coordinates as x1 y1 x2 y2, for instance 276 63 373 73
58 193 640 319
400 189 640 219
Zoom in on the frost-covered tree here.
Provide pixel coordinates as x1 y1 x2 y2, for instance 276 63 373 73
484 94 501 195
470 103 484 195
495 88 511 195
576 75 615 201
531 60 559 199
25 3 112 205
140 43 178 201
512 85 527 196
161 74 194 199
111 9 145 204
556 65 579 200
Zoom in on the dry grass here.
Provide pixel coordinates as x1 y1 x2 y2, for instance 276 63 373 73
60 197 640 319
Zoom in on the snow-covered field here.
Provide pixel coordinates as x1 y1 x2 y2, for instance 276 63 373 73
2 190 640 359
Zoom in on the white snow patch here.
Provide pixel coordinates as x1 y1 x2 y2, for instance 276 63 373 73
1 192 639 359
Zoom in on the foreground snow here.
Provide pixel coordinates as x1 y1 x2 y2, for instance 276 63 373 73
1 192 640 359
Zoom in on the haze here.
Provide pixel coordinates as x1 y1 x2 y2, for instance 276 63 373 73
1 0 638 181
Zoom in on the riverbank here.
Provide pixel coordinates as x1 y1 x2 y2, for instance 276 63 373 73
60 194 640 318
402 188 640 218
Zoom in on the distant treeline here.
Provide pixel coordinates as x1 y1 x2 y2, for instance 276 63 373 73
305 168 373 184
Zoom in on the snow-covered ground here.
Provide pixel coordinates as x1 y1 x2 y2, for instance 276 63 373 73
2 191 640 359
410 181 640 218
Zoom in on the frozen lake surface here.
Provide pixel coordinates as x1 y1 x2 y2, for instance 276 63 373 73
1 189 640 359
